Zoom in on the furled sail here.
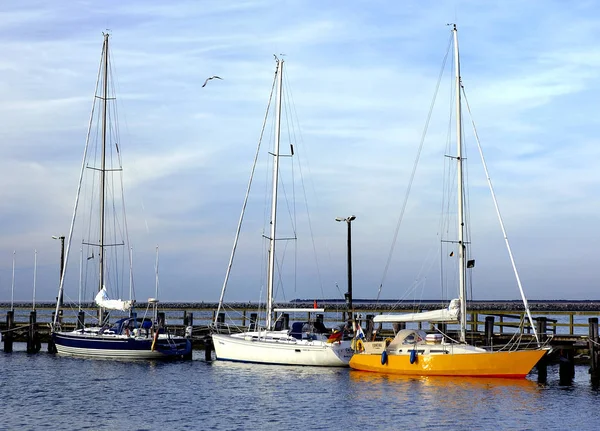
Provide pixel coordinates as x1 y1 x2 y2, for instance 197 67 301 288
94 286 133 311
373 298 460 323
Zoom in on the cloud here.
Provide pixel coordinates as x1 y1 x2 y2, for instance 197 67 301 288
0 0 599 305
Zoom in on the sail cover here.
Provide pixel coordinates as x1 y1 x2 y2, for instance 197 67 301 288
94 286 133 311
373 298 460 323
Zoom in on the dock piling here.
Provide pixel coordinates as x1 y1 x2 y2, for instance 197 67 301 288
204 337 213 361
3 310 14 353
184 312 193 327
77 311 85 330
27 310 41 354
589 318 599 383
559 348 575 385
249 313 257 331
365 315 374 341
484 316 494 348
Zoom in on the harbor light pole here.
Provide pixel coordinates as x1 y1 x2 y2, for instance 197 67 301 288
52 235 65 307
335 215 356 318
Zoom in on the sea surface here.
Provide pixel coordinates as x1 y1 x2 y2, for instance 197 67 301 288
1 342 598 431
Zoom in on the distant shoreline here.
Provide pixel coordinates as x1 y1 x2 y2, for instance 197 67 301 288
3 299 600 312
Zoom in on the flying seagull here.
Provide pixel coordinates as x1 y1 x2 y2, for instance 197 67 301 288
202 75 223 87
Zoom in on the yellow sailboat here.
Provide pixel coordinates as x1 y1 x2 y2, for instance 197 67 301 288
349 25 548 378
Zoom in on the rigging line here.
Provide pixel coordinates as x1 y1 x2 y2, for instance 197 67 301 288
376 33 454 303
103 60 125 299
214 70 277 326
461 108 474 306
282 80 300 298
114 103 135 300
53 40 105 328
438 58 457 305
282 70 327 299
274 89 300 298
461 85 540 346
273 240 290 302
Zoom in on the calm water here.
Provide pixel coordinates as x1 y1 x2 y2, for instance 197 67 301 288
1 343 599 431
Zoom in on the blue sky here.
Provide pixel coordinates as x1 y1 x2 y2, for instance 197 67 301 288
0 0 599 304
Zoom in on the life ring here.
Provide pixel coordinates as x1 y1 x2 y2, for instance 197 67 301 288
355 339 365 352
384 337 393 347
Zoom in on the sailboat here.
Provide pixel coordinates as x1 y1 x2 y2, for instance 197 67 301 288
50 33 191 360
211 57 353 367
349 25 548 378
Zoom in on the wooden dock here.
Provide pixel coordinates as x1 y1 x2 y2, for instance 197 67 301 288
2 300 600 384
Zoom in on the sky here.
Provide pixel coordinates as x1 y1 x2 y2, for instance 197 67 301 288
0 0 599 305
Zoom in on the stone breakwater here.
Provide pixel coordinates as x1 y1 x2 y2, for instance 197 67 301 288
4 300 600 312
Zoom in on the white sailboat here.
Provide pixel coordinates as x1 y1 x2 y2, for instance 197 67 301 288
211 57 353 367
349 25 548 377
50 33 191 360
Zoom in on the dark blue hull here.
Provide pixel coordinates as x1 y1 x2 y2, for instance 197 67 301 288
52 331 192 360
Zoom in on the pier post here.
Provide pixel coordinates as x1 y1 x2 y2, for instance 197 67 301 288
484 316 494 348
559 348 575 385
536 317 547 343
27 310 41 354
77 311 85 330
157 312 165 330
4 310 14 353
589 318 599 384
316 314 324 332
533 316 549 384
365 315 374 341
204 337 213 361
51 310 63 326
100 310 108 326
184 312 193 327
249 313 257 331
48 311 57 353
392 322 406 334
437 322 447 339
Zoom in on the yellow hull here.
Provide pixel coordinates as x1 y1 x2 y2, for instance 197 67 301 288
349 349 547 378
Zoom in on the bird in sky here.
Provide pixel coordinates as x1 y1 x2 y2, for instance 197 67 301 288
202 75 223 87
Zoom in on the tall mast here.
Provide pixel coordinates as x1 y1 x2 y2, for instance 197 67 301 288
99 32 109 320
452 24 467 343
266 58 283 330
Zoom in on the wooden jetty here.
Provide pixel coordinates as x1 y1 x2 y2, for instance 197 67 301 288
2 300 600 384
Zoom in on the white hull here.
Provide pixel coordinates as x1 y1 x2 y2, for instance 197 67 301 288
212 331 353 367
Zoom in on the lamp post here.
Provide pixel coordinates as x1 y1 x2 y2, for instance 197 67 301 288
52 235 65 307
335 215 356 319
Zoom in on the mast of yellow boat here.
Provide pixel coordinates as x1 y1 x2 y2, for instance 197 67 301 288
452 24 467 344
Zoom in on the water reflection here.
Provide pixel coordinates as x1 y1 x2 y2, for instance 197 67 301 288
347 370 544 429
349 370 540 391
3 345 600 431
